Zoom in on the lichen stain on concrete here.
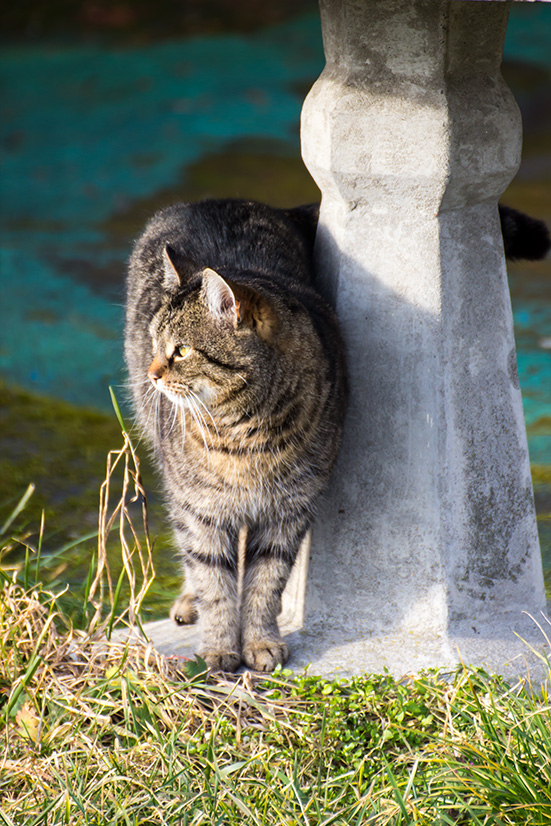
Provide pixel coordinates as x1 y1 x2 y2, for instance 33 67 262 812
507 346 521 390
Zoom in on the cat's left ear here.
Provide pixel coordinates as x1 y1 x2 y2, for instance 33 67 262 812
201 268 239 325
163 245 183 292
163 245 199 293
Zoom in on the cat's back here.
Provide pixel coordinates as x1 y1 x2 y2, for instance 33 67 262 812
127 199 316 301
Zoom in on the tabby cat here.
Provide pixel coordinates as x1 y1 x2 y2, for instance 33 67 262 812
125 199 347 672
125 198 549 673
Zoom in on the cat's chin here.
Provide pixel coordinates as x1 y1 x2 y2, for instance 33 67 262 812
154 384 183 407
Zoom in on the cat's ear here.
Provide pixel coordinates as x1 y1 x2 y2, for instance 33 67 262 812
200 268 239 324
163 244 198 293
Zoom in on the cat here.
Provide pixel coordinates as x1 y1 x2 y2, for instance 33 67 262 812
125 198 549 673
125 199 347 672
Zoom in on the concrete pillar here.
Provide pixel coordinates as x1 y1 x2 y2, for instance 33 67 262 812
291 0 548 677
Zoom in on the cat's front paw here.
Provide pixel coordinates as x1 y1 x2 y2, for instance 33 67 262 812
201 649 242 673
242 639 289 672
170 594 198 625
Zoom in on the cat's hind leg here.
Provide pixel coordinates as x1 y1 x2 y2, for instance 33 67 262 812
173 519 241 672
241 520 307 672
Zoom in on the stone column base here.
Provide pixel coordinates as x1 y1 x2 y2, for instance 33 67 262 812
140 607 550 683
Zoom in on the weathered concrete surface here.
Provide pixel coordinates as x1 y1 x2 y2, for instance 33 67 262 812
142 608 551 682
295 0 547 675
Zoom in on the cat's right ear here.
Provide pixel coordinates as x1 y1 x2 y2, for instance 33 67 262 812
201 268 239 325
163 245 183 292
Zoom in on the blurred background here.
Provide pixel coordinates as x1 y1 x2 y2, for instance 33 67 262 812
1 1 550 617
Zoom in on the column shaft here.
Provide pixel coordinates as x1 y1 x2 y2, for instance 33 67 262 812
299 0 545 664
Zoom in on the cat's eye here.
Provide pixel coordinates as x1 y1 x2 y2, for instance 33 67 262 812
175 344 192 359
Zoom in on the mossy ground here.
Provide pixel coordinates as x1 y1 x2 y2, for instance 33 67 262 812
0 380 120 539
102 136 320 249
0 380 180 622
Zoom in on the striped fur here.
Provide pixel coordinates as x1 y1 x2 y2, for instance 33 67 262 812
125 199 347 672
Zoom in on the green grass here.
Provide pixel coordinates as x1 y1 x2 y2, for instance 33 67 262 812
2 570 551 825
2 434 551 824
2 563 551 821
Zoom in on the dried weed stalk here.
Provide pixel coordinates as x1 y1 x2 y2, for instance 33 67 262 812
87 426 155 638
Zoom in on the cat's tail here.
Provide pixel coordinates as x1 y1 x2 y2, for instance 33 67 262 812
499 205 551 262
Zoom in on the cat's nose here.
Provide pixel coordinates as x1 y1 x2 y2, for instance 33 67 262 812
148 357 166 383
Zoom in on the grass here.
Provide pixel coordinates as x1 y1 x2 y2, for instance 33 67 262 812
2 582 551 826
2 424 551 824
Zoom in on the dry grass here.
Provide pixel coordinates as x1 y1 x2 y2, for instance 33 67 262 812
0 574 312 824
0 410 314 823
88 425 155 637
0 577 301 745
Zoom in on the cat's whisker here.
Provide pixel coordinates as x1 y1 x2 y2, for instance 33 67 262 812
141 385 159 433
187 396 212 447
141 382 156 400
187 397 211 459
154 388 163 449
184 393 214 445
180 400 187 451
161 390 182 439
165 399 179 439
121 305 154 323
188 390 219 438
127 377 153 388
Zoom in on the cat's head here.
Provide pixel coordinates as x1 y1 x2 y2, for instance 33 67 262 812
145 245 281 416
